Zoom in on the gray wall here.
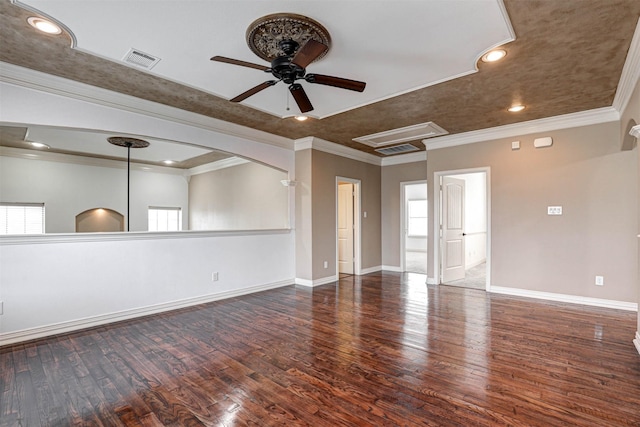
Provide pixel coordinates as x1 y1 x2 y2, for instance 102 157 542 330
295 149 382 279
295 149 313 281
312 150 381 277
619 75 640 332
427 120 638 303
381 161 428 268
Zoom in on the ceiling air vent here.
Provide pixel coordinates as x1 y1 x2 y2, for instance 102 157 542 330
122 48 161 69
354 121 448 148
375 144 420 156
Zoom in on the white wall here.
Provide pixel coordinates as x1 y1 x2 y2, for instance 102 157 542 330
189 162 289 230
0 75 296 344
0 231 294 344
0 155 188 232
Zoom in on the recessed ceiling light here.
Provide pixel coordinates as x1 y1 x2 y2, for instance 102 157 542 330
162 160 175 165
508 105 525 112
481 49 506 63
294 116 308 121
27 17 62 35
30 142 50 149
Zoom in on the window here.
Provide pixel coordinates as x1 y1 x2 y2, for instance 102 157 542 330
148 207 182 232
0 203 45 234
407 199 428 236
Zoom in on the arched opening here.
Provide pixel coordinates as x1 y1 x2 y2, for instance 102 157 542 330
76 208 124 233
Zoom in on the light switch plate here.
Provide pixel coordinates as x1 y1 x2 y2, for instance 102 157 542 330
548 206 562 215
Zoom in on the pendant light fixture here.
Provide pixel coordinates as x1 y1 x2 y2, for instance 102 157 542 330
107 136 150 231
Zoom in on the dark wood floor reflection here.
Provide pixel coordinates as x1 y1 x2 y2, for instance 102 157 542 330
2 272 640 426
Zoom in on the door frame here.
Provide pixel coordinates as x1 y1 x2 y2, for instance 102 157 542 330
432 167 491 290
335 177 361 275
400 180 428 272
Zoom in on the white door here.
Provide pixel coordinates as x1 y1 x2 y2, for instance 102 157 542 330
442 176 465 282
338 183 354 274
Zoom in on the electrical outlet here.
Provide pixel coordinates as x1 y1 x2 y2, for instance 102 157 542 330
212 272 219 281
323 261 328 269
595 276 604 286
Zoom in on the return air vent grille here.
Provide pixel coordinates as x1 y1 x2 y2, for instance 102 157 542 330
375 144 420 156
123 48 161 69
354 121 448 148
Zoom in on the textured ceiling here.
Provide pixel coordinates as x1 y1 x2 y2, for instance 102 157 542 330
13 0 514 119
1 0 639 156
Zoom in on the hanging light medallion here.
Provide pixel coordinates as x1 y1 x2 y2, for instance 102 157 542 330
107 136 150 148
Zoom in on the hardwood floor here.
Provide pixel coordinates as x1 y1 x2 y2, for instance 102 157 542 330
2 272 639 426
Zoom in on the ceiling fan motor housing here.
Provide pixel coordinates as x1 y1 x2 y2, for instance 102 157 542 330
271 53 305 84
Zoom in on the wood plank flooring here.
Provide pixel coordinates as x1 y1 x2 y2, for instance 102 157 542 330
2 272 640 426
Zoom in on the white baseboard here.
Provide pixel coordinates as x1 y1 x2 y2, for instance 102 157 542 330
295 274 338 287
427 277 438 285
465 258 487 269
490 286 638 311
634 331 640 356
360 265 382 275
381 265 403 272
0 279 294 346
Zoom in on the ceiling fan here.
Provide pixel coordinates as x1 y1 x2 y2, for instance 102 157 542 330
211 38 366 114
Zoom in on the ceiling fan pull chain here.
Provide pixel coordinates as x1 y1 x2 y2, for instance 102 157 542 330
286 89 290 111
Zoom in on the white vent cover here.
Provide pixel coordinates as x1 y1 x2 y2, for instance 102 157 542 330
354 121 448 148
375 144 420 156
123 48 161 69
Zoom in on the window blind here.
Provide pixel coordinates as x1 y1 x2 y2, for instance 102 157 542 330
0 203 45 234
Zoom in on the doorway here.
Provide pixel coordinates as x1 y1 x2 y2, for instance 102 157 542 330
401 181 428 274
433 168 490 290
336 177 361 277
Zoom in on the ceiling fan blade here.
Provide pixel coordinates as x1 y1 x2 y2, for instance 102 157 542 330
230 80 278 103
291 40 328 69
305 74 366 92
289 83 313 113
210 56 269 71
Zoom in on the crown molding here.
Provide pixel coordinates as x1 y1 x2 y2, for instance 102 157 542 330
294 136 314 151
381 151 427 166
0 146 184 175
294 136 381 166
424 107 620 150
631 124 640 139
0 62 294 151
186 157 250 176
613 17 640 113
294 136 428 166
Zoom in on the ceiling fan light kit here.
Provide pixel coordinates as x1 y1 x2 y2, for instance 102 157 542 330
211 13 366 114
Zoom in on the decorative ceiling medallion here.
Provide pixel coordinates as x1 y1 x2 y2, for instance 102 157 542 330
107 136 150 148
246 13 331 62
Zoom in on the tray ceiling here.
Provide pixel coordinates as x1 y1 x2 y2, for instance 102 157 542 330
1 0 639 156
